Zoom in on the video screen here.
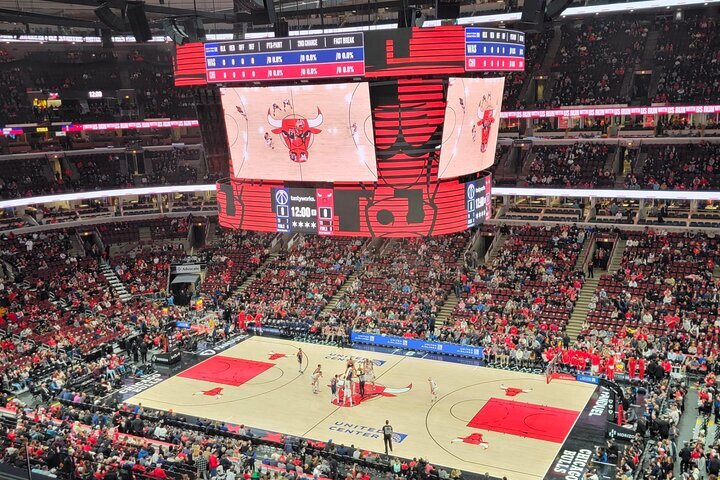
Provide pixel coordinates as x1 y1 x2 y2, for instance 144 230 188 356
221 83 377 182
437 77 504 179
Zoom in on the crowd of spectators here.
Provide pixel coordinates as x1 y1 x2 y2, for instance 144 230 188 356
146 149 201 186
321 232 470 340
0 146 208 200
551 19 648 107
653 15 720 105
639 143 720 191
525 143 613 187
2 221 719 479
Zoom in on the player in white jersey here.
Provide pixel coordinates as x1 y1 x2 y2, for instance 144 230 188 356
311 364 323 394
429 377 438 403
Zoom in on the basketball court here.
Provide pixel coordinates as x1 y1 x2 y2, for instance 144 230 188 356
127 337 597 480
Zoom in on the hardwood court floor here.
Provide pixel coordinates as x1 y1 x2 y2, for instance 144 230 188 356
127 337 596 480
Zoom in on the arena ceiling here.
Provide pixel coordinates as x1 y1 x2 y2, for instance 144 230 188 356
0 0 446 32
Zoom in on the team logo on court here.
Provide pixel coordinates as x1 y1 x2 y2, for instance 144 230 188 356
330 381 412 408
268 352 288 360
451 433 489 449
499 385 533 397
267 108 323 163
194 387 224 398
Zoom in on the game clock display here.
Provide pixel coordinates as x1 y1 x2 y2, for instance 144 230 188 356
272 187 334 235
465 176 492 228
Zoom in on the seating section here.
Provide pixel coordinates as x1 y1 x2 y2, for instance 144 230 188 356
526 143 613 187
71 153 132 190
200 230 274 296
653 15 720 104
584 232 719 339
330 232 471 336
237 236 365 323
146 148 200 185
0 158 55 199
551 20 648 106
638 142 720 190
447 225 583 347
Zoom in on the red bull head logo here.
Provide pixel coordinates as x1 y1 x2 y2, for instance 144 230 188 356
476 106 496 153
267 108 323 163
331 381 412 408
194 387 224 399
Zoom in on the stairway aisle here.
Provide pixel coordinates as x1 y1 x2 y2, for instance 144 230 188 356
566 277 600 338
607 240 627 274
436 294 461 329
232 253 278 299
318 272 359 317
100 260 133 303
483 232 507 265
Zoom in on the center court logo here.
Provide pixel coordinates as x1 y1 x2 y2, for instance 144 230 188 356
329 422 408 443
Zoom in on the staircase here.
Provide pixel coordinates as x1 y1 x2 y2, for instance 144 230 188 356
540 25 562 72
566 277 600 338
232 253 277 298
436 295 461 328
640 30 660 69
318 272 359 317
574 235 594 272
70 232 86 257
138 227 152 244
205 217 218 244
99 260 132 302
520 150 537 177
619 65 636 101
647 66 664 101
607 240 627 274
483 232 507 265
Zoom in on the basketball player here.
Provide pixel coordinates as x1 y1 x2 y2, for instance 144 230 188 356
264 132 274 149
330 374 339 403
283 99 292 111
297 348 304 373
272 103 281 115
459 98 465 114
363 359 375 393
344 365 355 406
428 377 438 403
235 105 247 119
471 125 477 143
311 364 323 394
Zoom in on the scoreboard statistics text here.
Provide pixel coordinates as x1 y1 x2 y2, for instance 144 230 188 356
465 176 492 228
204 33 365 83
465 28 525 72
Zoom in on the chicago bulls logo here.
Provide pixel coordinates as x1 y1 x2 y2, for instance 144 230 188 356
499 385 533 397
194 387 224 399
451 433 489 449
267 108 323 163
476 95 496 154
331 381 412 408
500 385 532 397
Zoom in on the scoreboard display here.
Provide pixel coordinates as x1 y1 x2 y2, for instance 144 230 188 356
465 28 525 72
272 187 335 235
204 33 365 83
465 175 493 228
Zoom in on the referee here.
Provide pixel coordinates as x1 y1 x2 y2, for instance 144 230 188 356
382 420 394 454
